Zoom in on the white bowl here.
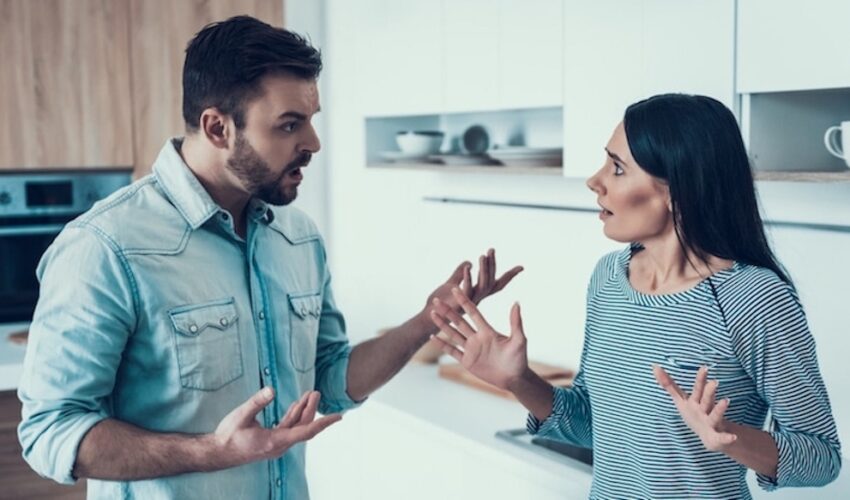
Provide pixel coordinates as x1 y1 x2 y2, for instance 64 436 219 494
396 131 444 155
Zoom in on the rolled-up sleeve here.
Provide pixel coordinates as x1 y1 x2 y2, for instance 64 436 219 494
312 244 361 415
17 224 136 484
729 279 841 490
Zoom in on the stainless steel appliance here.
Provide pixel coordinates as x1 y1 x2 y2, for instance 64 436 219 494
0 169 131 324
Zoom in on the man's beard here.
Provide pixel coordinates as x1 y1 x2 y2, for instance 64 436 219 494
226 132 311 206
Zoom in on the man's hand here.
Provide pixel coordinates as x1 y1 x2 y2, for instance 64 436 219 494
426 248 523 313
212 388 342 468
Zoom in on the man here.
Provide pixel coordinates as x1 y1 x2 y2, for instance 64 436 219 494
17 16 522 500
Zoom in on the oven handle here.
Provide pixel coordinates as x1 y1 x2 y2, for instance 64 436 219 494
0 224 66 236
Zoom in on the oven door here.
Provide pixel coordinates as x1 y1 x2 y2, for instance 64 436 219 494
0 215 74 324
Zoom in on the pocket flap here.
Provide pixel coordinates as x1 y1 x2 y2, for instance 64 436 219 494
288 293 322 319
169 299 239 337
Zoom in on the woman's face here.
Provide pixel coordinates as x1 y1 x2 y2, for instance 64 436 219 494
586 122 673 243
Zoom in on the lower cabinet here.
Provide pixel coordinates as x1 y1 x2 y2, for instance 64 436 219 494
0 391 86 500
307 401 587 500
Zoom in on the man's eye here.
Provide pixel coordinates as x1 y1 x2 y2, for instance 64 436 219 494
280 122 298 132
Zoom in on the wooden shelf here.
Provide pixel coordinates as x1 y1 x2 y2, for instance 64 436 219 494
368 162 563 176
754 170 850 182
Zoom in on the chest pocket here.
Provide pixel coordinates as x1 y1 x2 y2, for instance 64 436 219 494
660 346 750 393
289 292 322 373
169 298 243 391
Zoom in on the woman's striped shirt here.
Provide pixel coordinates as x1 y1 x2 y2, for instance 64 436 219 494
528 245 841 499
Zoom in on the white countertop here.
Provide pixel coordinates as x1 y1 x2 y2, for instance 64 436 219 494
0 322 28 391
369 361 592 489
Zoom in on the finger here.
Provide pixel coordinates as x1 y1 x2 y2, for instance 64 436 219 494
690 366 708 402
477 254 491 298
447 261 469 284
429 309 469 347
462 262 474 296
509 302 526 344
451 287 494 332
652 364 686 401
701 379 718 413
280 390 312 428
487 248 496 287
430 334 464 362
492 266 524 293
297 391 322 427
433 297 477 338
709 397 731 424
274 413 343 449
714 432 738 447
234 387 275 425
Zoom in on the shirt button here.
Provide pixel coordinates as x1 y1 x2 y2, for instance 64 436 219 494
275 478 282 488
300 307 308 316
219 317 228 327
263 367 271 376
220 213 229 220
258 311 266 320
189 324 199 333
313 307 321 316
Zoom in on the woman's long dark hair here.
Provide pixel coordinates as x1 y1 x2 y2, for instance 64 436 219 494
623 93 792 285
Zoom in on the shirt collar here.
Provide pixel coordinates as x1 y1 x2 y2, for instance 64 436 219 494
152 138 221 230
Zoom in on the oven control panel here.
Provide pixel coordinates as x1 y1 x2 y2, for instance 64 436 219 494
0 171 132 217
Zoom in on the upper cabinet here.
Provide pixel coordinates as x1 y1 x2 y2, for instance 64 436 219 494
357 0 563 116
0 0 133 169
0 0 282 174
737 0 850 93
562 0 735 179
128 0 283 176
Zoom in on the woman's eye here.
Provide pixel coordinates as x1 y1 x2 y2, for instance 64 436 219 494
614 164 624 176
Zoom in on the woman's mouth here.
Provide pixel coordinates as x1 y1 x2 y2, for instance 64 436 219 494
599 204 613 219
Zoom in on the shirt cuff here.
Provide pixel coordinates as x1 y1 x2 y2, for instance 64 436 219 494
526 386 568 437
317 349 365 414
756 430 792 491
23 411 108 485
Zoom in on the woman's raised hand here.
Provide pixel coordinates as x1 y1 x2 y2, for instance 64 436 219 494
429 287 528 390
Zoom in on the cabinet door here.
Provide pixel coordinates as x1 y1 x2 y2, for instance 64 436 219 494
562 0 735 179
643 0 735 110
562 0 643 179
128 0 283 177
738 0 850 93
356 0 444 117
0 0 133 169
443 0 500 112
499 0 563 109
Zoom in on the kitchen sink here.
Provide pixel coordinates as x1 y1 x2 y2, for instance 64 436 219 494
495 428 593 468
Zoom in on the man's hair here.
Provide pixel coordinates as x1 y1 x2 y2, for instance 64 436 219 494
182 15 322 132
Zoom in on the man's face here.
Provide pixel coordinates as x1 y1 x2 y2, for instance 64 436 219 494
226 74 321 206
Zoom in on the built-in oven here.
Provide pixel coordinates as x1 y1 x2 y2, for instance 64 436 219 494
0 170 131 389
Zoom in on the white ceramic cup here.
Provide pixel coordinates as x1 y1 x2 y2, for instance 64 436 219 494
824 120 850 167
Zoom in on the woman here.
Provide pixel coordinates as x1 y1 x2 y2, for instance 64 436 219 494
430 94 842 499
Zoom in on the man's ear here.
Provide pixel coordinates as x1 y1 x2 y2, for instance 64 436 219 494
199 108 232 149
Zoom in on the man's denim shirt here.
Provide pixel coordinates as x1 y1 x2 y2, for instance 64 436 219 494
18 139 360 500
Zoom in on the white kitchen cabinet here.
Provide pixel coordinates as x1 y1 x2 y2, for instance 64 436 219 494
737 0 850 93
355 0 444 116
561 0 735 179
443 0 563 113
443 0 501 112
498 0 563 109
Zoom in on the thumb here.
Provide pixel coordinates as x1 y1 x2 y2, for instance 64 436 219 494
233 387 275 425
510 302 526 343
448 261 470 284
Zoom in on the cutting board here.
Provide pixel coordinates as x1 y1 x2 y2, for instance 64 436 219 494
438 360 574 400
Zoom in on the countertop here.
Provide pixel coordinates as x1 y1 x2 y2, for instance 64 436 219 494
368 361 593 489
0 322 28 391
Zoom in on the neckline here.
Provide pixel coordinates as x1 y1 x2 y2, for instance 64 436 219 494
615 245 742 307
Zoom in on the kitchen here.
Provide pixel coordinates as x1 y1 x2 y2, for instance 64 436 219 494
2 1 849 499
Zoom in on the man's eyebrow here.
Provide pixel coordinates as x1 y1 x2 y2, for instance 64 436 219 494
277 111 307 121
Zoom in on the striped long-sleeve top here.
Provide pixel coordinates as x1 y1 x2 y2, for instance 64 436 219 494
528 245 841 499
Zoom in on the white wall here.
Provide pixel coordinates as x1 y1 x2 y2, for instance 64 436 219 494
293 0 850 496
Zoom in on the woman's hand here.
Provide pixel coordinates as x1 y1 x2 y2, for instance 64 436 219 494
429 287 528 390
653 365 737 452
425 248 523 313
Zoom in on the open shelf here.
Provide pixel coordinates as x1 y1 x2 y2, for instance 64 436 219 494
368 162 563 176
